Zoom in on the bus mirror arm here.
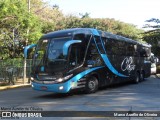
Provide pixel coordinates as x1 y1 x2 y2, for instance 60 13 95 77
24 44 37 58
63 40 81 56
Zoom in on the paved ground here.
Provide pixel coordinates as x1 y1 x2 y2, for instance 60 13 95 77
0 75 160 120
157 74 160 78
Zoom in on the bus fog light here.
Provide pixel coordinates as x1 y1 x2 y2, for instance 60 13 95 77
31 84 34 88
59 86 63 90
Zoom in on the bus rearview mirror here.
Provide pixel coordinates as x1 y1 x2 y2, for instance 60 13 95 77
63 40 81 56
24 44 37 58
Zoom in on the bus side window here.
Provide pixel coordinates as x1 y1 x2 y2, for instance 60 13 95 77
104 38 112 55
140 47 150 57
69 34 86 66
133 44 138 57
87 40 102 66
126 43 135 56
117 41 126 56
69 45 83 67
89 42 99 56
110 39 119 55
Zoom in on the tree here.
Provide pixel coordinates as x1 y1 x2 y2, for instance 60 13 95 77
0 0 144 59
0 0 42 59
79 12 90 19
143 18 160 56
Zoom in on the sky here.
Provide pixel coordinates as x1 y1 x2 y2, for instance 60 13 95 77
45 0 160 29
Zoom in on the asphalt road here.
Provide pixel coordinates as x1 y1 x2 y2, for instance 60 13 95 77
0 75 160 120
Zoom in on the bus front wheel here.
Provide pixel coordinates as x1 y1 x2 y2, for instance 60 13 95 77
85 76 98 94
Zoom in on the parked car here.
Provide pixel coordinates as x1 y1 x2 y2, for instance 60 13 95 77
150 53 159 74
151 62 156 74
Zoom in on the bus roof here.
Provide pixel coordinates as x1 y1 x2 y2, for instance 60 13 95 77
41 28 87 39
41 28 150 47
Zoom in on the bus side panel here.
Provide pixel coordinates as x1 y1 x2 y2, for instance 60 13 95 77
143 62 151 78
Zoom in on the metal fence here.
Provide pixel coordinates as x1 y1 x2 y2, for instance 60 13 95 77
0 59 32 85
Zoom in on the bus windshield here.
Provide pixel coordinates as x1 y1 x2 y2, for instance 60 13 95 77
48 37 70 60
33 37 71 68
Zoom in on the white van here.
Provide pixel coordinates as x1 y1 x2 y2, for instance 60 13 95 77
151 53 159 74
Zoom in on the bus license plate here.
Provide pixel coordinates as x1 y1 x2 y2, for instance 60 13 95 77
41 86 48 90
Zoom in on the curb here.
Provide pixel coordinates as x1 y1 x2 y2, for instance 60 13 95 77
156 74 160 78
0 84 31 91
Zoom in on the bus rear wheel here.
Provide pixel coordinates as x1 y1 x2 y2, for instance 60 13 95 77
85 76 98 94
140 72 145 81
133 72 140 84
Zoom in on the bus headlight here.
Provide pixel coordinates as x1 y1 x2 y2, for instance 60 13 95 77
56 74 73 82
30 77 34 81
57 78 63 82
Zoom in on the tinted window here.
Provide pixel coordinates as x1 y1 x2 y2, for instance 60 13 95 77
140 47 151 57
117 41 126 56
34 39 49 66
94 36 105 54
126 43 136 56
104 38 137 56
109 39 119 55
48 37 70 60
69 45 83 67
86 38 103 66
104 38 112 55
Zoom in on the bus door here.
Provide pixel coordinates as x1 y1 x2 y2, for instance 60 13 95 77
86 36 109 86
68 44 84 70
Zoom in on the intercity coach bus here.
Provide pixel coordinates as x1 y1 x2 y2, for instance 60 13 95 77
24 28 151 93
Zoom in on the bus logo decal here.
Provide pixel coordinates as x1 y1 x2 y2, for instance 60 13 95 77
121 57 135 72
101 54 128 77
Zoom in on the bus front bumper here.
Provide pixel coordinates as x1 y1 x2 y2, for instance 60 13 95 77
31 81 77 93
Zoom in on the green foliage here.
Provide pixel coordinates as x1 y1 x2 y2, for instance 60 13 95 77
0 0 42 59
0 0 144 59
0 58 23 67
143 18 160 56
63 16 143 41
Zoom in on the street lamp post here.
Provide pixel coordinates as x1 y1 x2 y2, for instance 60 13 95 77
23 0 30 84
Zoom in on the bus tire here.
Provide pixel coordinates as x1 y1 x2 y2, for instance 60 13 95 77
85 76 98 94
133 72 140 84
140 72 145 81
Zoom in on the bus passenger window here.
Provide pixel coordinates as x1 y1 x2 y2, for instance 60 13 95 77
140 47 150 57
110 40 119 55
126 44 135 56
69 45 84 67
94 36 105 54
86 41 102 66
104 39 112 55
118 41 126 56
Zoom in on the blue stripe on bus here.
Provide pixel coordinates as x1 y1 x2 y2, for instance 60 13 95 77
90 29 100 36
100 54 128 77
90 28 128 77
98 32 128 77
69 66 104 82
32 66 104 93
